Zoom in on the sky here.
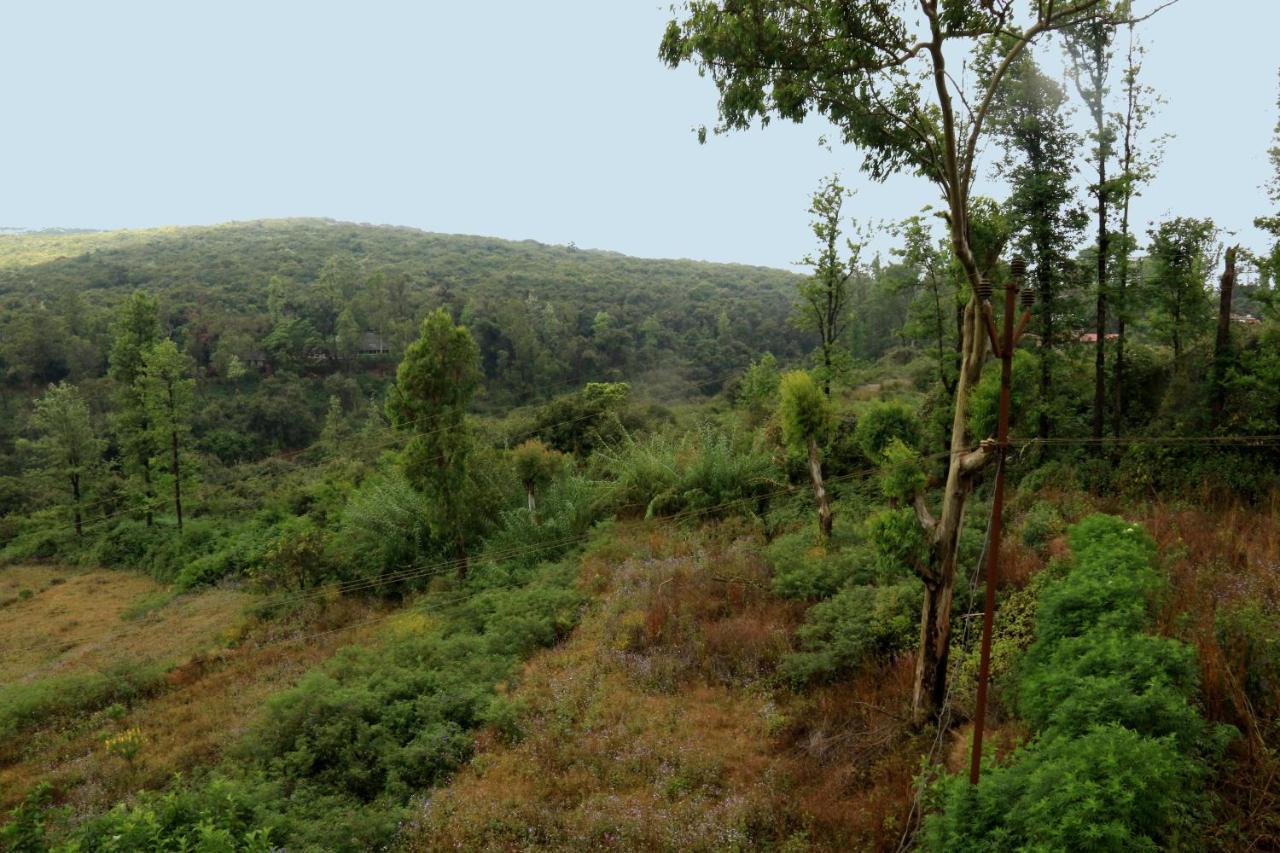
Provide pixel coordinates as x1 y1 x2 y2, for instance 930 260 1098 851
2 1 1277 270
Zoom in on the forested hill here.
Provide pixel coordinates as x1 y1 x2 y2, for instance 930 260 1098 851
0 219 812 405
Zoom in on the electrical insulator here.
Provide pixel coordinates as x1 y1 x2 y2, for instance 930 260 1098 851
977 277 994 301
1020 288 1035 309
1010 256 1028 281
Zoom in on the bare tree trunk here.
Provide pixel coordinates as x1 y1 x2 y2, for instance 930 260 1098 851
1212 246 1239 419
526 485 537 515
807 437 832 538
911 297 995 723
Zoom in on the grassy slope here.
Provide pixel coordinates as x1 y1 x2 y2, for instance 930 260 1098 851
0 567 383 821
401 521 931 852
0 219 801 312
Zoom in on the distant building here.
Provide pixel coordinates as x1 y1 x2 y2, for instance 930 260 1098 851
356 332 391 356
1076 332 1120 343
1231 313 1262 326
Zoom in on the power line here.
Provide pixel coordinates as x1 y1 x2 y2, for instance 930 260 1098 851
2 449 919 666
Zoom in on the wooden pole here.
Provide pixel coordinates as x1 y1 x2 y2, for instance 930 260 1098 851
970 259 1032 784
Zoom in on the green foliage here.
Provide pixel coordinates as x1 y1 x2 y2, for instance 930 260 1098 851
766 530 877 599
525 382 632 457
0 661 169 742
339 468 439 585
925 515 1230 850
67 778 273 852
1 783 55 853
878 438 926 503
232 558 583 845
1146 217 1218 358
1018 500 1065 549
1214 600 1280 718
925 724 1207 852
782 582 921 684
866 506 927 578
387 309 483 562
794 175 860 394
1031 515 1158 647
1018 629 1210 751
736 352 781 420
967 349 1038 439
595 424 776 520
778 371 829 451
23 381 104 531
853 401 919 462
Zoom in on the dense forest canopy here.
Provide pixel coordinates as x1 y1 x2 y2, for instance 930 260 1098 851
0 218 812 404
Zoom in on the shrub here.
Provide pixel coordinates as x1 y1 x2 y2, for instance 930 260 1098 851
595 424 776 520
925 514 1231 850
1018 500 1065 549
782 582 921 684
1017 629 1210 751
853 401 919 462
866 507 927 580
0 661 170 743
0 783 55 852
766 530 878 599
68 778 274 852
925 724 1207 852
245 559 582 807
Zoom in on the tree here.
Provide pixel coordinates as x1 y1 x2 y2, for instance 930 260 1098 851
386 308 483 575
894 215 963 396
1065 4 1120 442
319 395 353 456
1146 218 1217 362
336 306 361 368
1111 23 1165 435
1212 246 1240 419
1255 71 1280 290
779 371 833 538
990 50 1085 440
737 352 781 422
28 382 103 538
140 340 195 531
661 0 1147 720
511 439 563 517
796 175 859 397
108 292 162 526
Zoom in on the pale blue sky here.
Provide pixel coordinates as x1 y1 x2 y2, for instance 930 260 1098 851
2 1 1276 269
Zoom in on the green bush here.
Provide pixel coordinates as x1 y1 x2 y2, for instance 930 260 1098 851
595 424 777 520
0 661 170 742
1 782 55 852
925 724 1206 852
766 530 877 599
1031 516 1158 647
243 558 582 820
1017 629 1210 751
1018 500 1065 549
67 778 273 852
782 582 921 684
925 514 1230 850
866 507 927 580
853 401 919 462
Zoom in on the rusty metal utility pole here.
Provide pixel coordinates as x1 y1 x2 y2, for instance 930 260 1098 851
969 257 1034 785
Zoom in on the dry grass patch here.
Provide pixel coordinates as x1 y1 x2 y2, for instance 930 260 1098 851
401 521 923 852
0 564 385 823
